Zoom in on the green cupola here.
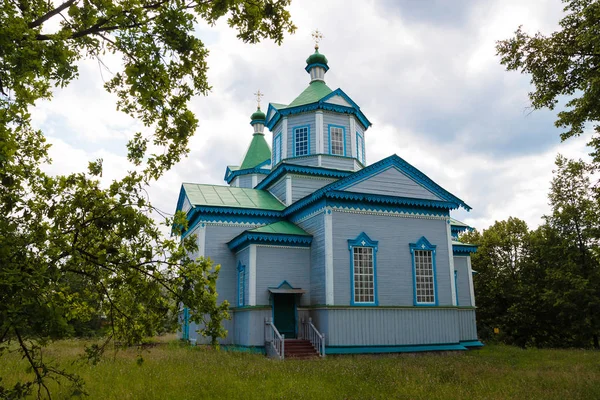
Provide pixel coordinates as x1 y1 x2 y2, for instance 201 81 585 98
240 105 270 169
250 107 266 124
305 46 329 83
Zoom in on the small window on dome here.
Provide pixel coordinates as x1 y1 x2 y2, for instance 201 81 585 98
330 126 344 156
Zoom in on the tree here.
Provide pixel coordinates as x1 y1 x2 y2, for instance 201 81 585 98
0 0 295 398
496 0 600 165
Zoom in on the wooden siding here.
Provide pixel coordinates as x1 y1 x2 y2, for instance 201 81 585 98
206 225 256 304
323 95 352 107
332 212 452 306
287 113 316 156
296 212 326 304
284 157 320 167
236 248 250 306
255 174 266 187
323 112 351 156
268 177 287 203
313 308 460 346
457 309 478 341
232 308 272 346
255 246 311 306
453 256 472 306
188 318 235 345
291 176 336 203
237 175 253 188
343 167 443 200
320 155 357 171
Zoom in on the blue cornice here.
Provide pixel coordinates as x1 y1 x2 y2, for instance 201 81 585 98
227 231 313 252
265 89 372 131
250 119 266 126
224 166 271 183
255 163 350 190
325 191 459 209
305 62 330 72
453 243 478 254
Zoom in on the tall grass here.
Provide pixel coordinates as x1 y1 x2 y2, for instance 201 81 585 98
1 337 599 399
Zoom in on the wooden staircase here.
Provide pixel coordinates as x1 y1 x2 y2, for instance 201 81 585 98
284 339 319 359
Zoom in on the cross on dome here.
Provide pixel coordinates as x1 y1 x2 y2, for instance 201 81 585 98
254 89 264 109
312 29 323 50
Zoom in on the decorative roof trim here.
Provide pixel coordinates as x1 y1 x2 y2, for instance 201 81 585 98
227 231 313 252
224 166 271 183
305 62 330 72
325 190 459 209
256 164 350 190
452 243 478 254
284 155 470 217
266 99 371 131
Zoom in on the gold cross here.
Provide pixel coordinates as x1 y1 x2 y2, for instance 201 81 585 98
254 89 264 109
312 29 323 50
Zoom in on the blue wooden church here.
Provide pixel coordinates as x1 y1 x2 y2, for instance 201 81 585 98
176 41 482 358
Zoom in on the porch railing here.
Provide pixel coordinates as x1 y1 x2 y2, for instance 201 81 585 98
264 317 284 359
301 317 325 357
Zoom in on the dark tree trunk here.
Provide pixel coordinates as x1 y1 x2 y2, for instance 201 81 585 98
593 334 599 349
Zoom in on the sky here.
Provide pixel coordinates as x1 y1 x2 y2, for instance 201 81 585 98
32 0 593 232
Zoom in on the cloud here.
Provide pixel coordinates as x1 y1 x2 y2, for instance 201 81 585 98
31 0 591 234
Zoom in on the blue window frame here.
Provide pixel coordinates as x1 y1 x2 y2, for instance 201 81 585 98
328 124 346 156
237 261 245 306
356 132 365 164
409 236 438 306
273 133 282 164
348 232 378 305
293 126 310 156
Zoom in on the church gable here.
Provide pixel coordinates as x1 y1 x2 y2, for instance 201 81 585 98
323 94 352 107
341 166 443 201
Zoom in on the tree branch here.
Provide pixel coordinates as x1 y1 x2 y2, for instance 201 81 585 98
14 328 52 400
28 0 77 29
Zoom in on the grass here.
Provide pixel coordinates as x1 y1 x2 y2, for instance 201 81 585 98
1 336 599 399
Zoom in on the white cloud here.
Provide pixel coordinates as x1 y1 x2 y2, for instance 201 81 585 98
32 0 591 235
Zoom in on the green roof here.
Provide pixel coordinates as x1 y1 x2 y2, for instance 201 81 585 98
248 221 310 236
306 49 328 66
182 183 284 211
240 133 271 169
450 218 471 228
452 240 477 247
251 108 266 121
286 81 333 108
270 103 287 109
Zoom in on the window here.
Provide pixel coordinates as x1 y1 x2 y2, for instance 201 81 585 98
237 262 245 306
356 132 365 164
273 134 281 164
410 237 437 305
294 126 309 156
329 126 344 156
348 232 378 305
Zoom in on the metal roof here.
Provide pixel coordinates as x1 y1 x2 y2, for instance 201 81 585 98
248 221 310 236
182 183 285 211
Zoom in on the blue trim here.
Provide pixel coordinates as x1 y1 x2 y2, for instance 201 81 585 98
182 210 279 239
182 306 190 341
325 343 467 354
453 243 478 254
224 167 271 184
325 191 458 209
305 62 330 72
283 155 471 218
273 132 282 165
409 236 439 306
356 131 365 164
292 125 311 157
348 232 379 306
228 231 313 252
328 124 346 156
265 90 372 131
271 280 299 290
460 340 484 348
256 164 351 190
249 119 266 126
454 270 459 307
237 262 245 307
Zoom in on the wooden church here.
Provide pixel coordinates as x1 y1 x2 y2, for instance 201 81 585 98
176 38 482 358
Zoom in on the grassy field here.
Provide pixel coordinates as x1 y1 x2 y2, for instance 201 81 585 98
1 337 599 399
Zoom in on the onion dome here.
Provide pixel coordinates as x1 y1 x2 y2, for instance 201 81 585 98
250 107 266 124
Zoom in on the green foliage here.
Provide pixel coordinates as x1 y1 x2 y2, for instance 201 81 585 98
0 0 295 398
2 339 600 400
496 0 600 164
464 155 600 348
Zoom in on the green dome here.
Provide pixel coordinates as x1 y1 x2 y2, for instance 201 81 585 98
250 108 266 122
306 49 328 68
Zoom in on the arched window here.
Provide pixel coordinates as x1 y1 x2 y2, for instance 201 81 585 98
348 232 378 305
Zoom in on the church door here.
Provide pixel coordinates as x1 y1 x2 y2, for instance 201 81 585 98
273 294 296 338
